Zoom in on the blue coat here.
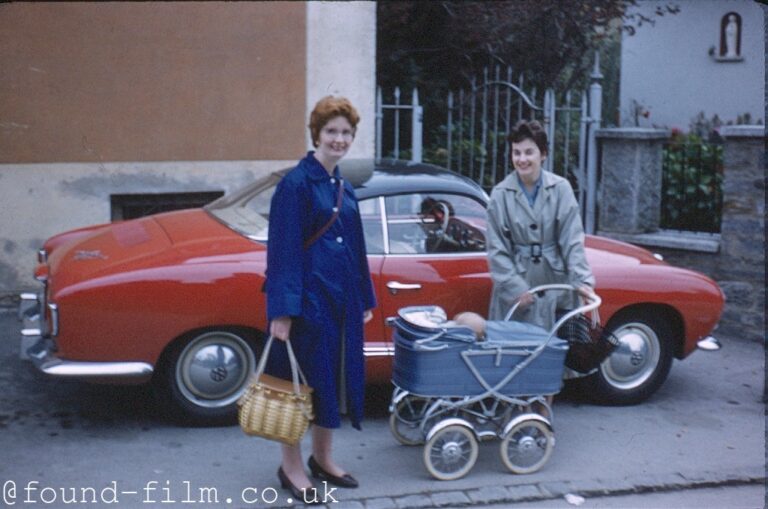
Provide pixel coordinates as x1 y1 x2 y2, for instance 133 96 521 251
264 152 376 429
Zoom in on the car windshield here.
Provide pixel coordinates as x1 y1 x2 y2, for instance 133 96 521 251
204 169 289 241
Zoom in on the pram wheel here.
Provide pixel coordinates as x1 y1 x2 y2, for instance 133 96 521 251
500 415 554 474
389 395 430 445
423 422 478 480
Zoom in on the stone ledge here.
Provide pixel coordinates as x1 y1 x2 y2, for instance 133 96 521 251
597 230 721 253
720 125 765 138
595 127 670 140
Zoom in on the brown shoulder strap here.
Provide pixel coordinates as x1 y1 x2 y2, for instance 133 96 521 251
303 178 345 250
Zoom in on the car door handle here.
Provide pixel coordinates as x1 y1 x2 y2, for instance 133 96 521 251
386 281 422 295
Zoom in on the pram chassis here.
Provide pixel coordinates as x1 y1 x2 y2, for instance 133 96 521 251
388 284 601 480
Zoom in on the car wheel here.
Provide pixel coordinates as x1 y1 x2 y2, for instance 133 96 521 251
158 329 259 424
580 311 674 405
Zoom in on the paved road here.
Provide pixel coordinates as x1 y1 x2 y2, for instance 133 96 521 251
0 308 764 508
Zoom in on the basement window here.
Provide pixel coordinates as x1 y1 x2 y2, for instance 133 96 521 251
111 191 225 221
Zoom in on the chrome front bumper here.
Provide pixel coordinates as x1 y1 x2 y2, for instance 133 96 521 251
18 293 153 378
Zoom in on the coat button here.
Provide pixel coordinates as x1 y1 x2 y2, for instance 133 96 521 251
332 207 339 213
336 236 343 243
530 224 538 230
330 178 336 184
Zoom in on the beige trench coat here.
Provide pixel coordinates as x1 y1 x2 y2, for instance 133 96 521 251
486 170 595 329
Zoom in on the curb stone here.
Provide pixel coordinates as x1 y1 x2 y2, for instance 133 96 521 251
393 494 432 508
329 475 767 509
631 473 688 491
363 498 398 509
537 481 574 498
429 491 471 507
506 484 543 501
466 486 509 504
331 502 366 509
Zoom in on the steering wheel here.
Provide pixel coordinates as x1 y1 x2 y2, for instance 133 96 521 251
420 201 451 251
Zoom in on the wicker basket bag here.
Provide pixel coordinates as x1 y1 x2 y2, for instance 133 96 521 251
237 336 314 445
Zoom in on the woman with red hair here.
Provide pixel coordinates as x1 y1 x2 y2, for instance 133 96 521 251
265 96 376 502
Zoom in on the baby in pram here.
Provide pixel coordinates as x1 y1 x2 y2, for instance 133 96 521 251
453 311 554 347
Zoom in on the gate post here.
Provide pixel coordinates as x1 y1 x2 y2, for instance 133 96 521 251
411 88 423 163
543 89 556 174
716 125 765 343
585 52 603 234
595 128 669 234
375 87 383 160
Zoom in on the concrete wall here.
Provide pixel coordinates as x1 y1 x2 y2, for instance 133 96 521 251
0 1 377 298
620 0 764 129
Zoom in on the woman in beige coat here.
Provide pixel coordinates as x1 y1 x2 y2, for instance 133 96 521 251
486 120 594 329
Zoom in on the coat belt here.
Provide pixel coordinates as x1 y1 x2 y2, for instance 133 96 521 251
511 242 558 264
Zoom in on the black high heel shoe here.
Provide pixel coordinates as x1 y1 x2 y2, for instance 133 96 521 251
307 455 359 488
277 467 319 504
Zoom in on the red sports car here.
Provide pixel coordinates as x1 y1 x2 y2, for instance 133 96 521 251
19 159 723 423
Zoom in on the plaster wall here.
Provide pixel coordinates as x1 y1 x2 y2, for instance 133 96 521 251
0 161 294 296
620 0 765 129
306 1 377 159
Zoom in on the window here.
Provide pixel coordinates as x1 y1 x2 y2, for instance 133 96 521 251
111 191 224 221
359 198 385 254
384 193 486 254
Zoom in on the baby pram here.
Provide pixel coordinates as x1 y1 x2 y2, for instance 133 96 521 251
387 284 601 480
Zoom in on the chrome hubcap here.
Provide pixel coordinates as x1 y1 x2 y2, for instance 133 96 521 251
518 435 536 452
176 332 255 408
504 422 551 470
601 323 660 390
441 442 463 462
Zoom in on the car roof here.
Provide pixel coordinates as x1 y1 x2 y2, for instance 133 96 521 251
341 158 488 202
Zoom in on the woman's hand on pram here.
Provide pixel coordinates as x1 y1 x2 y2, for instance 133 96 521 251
577 285 596 300
514 291 536 309
270 316 292 341
363 309 374 324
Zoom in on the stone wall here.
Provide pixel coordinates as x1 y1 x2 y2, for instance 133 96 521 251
598 126 765 343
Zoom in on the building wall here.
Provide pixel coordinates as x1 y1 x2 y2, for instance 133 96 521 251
306 1 377 159
0 1 377 298
619 0 765 129
0 2 307 162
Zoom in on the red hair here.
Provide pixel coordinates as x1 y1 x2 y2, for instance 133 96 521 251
309 96 360 148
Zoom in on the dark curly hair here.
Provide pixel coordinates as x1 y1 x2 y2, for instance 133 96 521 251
507 120 548 156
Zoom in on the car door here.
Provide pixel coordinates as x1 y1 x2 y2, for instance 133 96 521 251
379 191 492 331
357 196 390 380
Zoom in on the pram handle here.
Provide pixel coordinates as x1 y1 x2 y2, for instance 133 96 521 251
503 284 602 335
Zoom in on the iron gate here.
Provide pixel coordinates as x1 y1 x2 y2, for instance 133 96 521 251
376 54 605 233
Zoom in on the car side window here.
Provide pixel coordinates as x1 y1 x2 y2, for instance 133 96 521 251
359 198 385 255
384 193 486 254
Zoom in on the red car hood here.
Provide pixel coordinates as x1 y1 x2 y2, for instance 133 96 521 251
46 209 262 292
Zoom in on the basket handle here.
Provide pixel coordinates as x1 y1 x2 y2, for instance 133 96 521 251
255 335 310 397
